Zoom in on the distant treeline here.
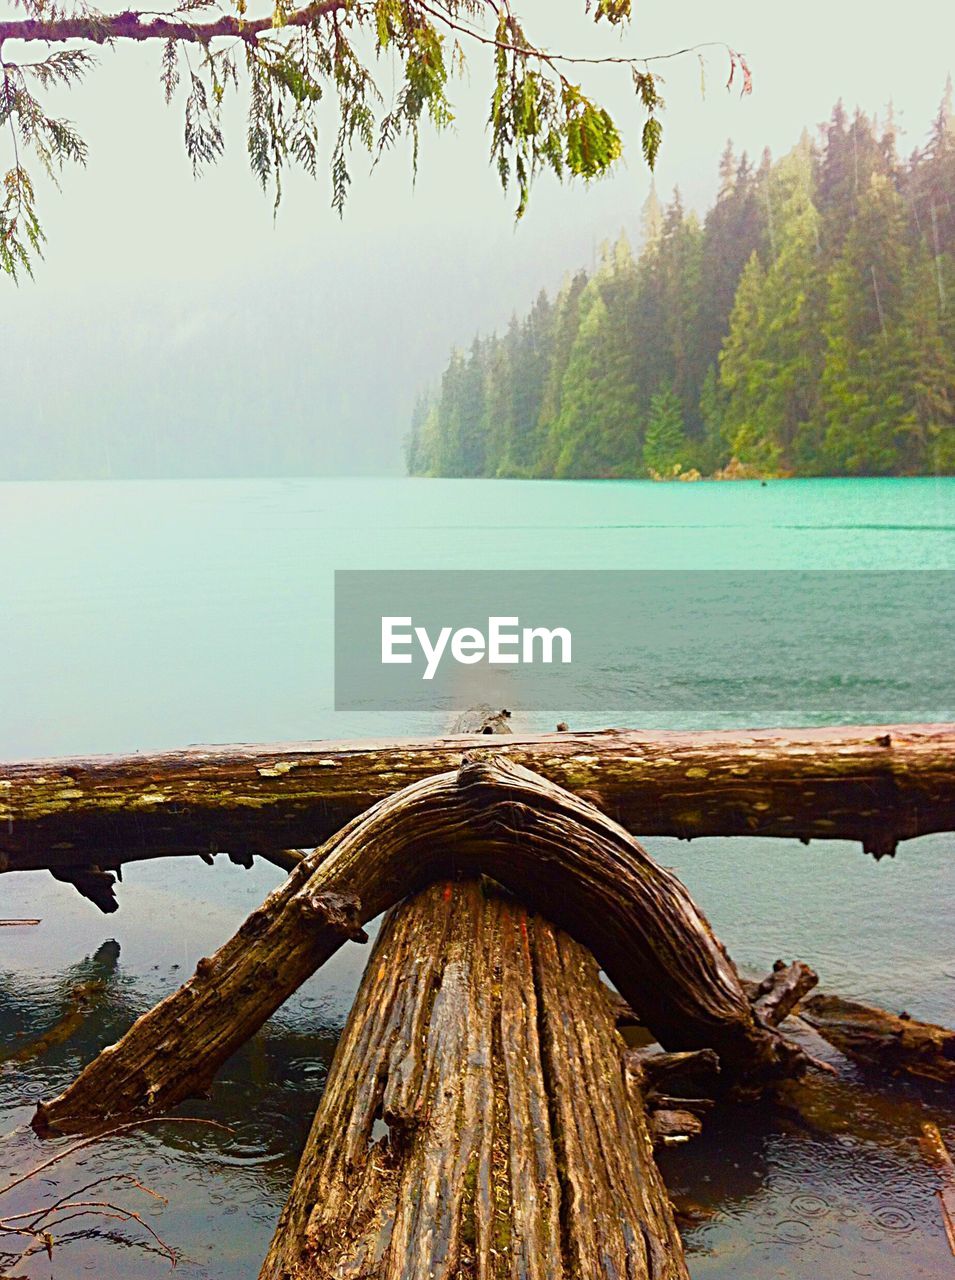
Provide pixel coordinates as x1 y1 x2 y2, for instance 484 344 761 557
406 88 955 479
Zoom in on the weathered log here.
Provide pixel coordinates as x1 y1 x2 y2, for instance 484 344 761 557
745 960 820 1026
649 1110 704 1145
260 880 689 1280
3 725 953 894
800 992 955 1084
33 756 805 1136
628 1048 722 1102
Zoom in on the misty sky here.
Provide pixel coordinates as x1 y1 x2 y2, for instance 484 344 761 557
1 0 953 476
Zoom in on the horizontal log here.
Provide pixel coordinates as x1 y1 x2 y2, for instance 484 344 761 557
2 725 953 891
33 756 806 1136
261 881 689 1280
801 993 955 1084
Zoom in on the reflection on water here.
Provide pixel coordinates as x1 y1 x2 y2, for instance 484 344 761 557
0 863 375 1277
1 840 954 1279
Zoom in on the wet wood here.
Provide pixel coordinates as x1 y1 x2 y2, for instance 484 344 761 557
746 960 820 1026
3 725 953 896
920 1123 955 1256
33 756 804 1136
649 1110 704 1145
801 993 955 1084
629 1048 722 1102
260 880 689 1280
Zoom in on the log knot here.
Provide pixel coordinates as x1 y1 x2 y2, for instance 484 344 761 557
296 890 368 944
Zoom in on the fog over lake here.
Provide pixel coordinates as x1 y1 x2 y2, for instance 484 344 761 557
2 1 953 477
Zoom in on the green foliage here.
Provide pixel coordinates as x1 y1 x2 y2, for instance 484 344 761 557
696 364 726 474
1 0 708 277
642 382 687 476
641 116 662 170
720 143 826 470
632 70 663 169
590 0 632 25
0 165 42 281
551 276 639 477
185 71 225 173
1 57 89 278
410 87 955 480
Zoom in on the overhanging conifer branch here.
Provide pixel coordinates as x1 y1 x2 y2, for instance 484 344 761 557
0 0 346 46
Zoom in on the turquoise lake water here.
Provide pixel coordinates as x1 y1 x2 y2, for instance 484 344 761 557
1 476 953 1278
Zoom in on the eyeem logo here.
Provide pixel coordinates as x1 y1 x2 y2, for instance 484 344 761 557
381 616 572 681
336 569 955 714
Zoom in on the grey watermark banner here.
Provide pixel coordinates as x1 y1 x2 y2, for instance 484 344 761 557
334 570 954 723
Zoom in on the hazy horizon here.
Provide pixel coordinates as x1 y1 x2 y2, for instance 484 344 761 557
2 0 953 478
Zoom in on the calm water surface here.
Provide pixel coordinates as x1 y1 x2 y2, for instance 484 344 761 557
1 477 953 1278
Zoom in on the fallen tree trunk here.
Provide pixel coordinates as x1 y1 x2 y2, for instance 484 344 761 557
260 880 689 1280
801 993 955 1084
4 725 953 896
34 756 805 1136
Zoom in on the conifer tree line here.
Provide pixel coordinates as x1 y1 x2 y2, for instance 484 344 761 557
406 86 955 478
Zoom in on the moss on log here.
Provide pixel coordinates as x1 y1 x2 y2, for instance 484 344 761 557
260 880 688 1280
3 725 954 897
33 756 805 1136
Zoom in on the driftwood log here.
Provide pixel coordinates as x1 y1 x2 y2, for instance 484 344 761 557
742 963 955 1085
625 961 955 1090
3 725 954 909
628 1048 722 1106
34 756 806 1136
801 993 955 1084
261 880 688 1280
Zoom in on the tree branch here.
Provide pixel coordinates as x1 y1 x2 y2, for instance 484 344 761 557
0 0 346 47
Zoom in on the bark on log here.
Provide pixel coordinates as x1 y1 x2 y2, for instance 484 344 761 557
260 880 689 1280
649 1111 704 1145
33 756 804 1136
3 724 953 891
628 1048 722 1103
745 961 820 1026
801 993 955 1084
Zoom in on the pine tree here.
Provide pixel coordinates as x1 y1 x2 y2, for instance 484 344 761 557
886 249 955 474
643 383 688 476
819 173 916 473
697 365 729 474
640 182 664 249
536 270 590 474
693 147 767 413
482 328 518 476
720 142 825 471
404 395 430 474
908 79 955 260
551 278 640 477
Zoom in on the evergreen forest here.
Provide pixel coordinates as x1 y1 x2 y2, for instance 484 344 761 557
406 88 955 479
